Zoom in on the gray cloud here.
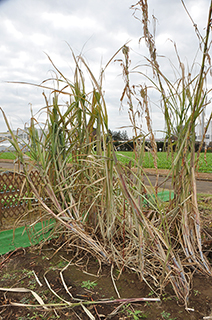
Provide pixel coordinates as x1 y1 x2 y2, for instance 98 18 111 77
0 0 211 137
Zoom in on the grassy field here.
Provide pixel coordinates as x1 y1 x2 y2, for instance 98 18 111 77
0 152 17 160
1 151 211 173
116 151 212 173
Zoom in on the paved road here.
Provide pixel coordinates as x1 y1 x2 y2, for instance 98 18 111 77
143 174 212 194
0 160 211 194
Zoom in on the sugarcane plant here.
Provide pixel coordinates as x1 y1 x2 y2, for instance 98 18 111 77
1 0 212 306
127 0 212 300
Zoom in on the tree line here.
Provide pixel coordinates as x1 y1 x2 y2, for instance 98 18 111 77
109 130 210 152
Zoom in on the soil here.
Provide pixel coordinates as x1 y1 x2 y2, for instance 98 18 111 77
0 238 212 320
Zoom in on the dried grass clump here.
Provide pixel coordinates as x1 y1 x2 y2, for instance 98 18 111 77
2 0 212 306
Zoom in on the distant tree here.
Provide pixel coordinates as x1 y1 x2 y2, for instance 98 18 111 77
111 130 122 141
120 130 129 141
110 130 129 141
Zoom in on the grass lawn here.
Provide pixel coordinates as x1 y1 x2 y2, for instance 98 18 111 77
0 151 211 173
117 151 212 173
0 152 17 160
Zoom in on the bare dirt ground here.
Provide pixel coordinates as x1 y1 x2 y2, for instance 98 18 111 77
0 242 212 320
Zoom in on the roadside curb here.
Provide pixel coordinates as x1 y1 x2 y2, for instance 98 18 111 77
143 168 212 182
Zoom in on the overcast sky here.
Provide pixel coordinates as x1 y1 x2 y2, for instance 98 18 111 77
0 0 211 138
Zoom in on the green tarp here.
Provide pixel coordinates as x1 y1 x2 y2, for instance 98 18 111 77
0 220 55 255
0 191 174 256
144 190 174 205
155 190 174 202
